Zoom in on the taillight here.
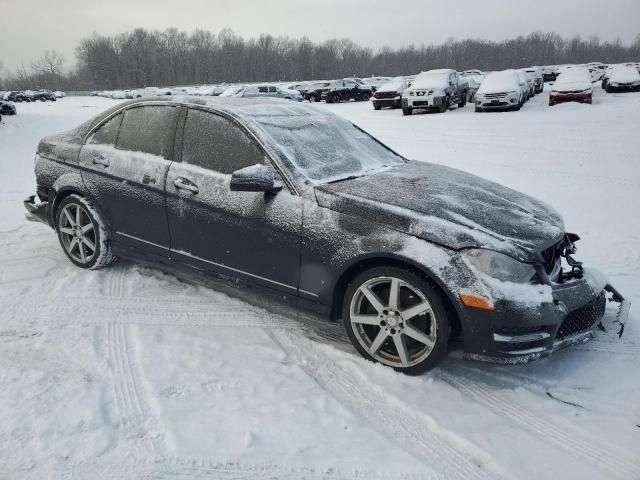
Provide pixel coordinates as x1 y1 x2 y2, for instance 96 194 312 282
393 92 401 97
373 92 380 99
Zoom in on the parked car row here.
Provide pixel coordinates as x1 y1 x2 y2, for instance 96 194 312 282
1 89 63 102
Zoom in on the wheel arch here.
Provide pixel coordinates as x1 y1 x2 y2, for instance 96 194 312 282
329 254 463 336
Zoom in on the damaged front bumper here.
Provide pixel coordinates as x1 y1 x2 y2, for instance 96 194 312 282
461 270 630 364
24 194 51 225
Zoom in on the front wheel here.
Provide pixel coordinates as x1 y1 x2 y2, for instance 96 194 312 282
56 194 115 270
308 95 317 103
458 94 467 108
402 106 413 116
361 93 371 101
342 267 450 374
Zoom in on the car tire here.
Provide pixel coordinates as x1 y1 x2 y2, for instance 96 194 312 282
475 105 483 113
309 95 317 103
362 93 371 102
56 194 115 270
332 95 341 103
342 266 450 375
439 97 450 113
458 94 467 108
374 104 381 110
402 107 413 116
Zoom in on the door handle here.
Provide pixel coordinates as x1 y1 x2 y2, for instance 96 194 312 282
142 174 156 185
173 177 199 194
92 156 110 167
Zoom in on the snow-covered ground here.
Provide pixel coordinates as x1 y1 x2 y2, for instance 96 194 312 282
0 88 639 480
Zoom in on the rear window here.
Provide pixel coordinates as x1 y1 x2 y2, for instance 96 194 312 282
116 106 176 158
87 113 122 145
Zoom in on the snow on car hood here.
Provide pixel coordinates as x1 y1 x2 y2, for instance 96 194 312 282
314 161 565 263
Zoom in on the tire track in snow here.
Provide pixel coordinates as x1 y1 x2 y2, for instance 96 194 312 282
106 321 158 457
107 264 128 298
66 457 437 480
438 364 640 480
269 328 508 480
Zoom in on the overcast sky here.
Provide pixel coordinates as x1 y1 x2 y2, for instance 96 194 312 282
2 0 638 72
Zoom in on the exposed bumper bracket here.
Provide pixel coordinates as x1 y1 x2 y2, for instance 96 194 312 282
604 284 630 337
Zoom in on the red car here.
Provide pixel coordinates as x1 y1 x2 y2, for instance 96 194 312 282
549 68 593 106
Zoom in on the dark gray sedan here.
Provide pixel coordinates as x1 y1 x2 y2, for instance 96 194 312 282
24 97 628 373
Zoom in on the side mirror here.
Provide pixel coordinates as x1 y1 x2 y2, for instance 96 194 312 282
230 164 283 193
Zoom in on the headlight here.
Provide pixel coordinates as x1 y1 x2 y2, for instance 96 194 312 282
463 249 536 283
508 90 518 96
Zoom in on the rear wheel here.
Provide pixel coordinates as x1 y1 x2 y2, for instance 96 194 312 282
342 267 450 374
56 194 114 270
331 94 341 103
308 95 317 103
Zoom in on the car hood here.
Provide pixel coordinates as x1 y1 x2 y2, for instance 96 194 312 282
314 161 565 263
553 80 591 92
410 78 449 90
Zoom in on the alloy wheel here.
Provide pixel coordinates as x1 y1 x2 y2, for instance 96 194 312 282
58 203 97 264
349 276 437 368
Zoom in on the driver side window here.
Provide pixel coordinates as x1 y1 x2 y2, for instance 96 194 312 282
181 109 265 175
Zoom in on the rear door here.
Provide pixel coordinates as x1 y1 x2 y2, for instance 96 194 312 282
79 104 178 256
165 108 302 294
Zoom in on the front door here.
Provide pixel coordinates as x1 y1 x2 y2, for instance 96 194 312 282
165 108 302 294
78 104 178 256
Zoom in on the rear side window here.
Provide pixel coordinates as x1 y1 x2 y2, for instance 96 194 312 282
87 113 122 145
116 106 176 158
181 109 264 175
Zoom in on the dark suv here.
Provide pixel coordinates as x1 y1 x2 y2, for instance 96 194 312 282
24 97 628 374
321 79 373 103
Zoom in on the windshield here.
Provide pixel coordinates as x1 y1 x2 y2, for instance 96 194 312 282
252 113 405 183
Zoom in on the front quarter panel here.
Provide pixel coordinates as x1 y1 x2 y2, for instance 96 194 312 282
299 197 482 314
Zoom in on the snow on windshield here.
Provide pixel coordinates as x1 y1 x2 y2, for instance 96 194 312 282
246 109 405 183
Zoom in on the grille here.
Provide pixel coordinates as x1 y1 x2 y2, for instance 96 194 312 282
556 293 606 339
483 92 507 99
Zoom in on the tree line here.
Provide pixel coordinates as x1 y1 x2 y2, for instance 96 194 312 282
2 29 639 91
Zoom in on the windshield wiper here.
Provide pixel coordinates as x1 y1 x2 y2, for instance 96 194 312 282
326 175 364 184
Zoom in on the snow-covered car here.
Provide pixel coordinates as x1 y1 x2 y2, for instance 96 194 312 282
218 86 245 97
239 85 303 101
321 79 373 103
525 67 544 94
517 70 534 100
372 77 411 110
549 68 593 106
300 82 331 102
604 66 640 93
110 90 128 100
0 100 17 116
474 70 524 112
24 97 628 373
402 69 467 115
4 91 30 103
54 91 65 98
